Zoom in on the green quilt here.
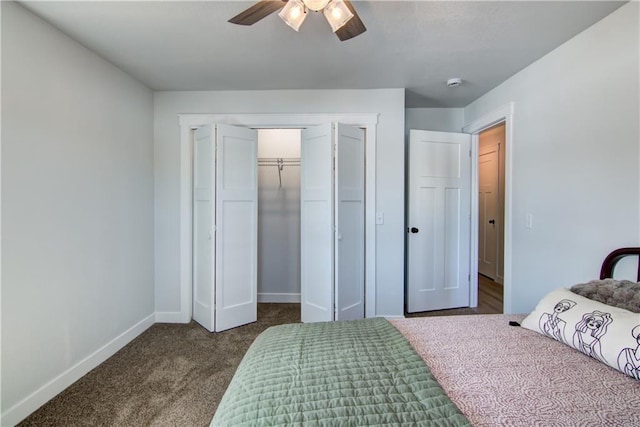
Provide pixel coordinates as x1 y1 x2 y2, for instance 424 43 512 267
211 318 470 426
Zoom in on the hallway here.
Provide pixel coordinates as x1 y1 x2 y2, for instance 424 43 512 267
406 274 503 317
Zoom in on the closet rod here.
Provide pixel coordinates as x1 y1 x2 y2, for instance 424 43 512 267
257 157 300 164
257 157 300 187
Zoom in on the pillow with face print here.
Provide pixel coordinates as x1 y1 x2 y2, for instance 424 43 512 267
522 288 640 380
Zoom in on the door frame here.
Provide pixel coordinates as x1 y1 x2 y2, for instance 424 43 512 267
463 103 514 313
178 113 379 323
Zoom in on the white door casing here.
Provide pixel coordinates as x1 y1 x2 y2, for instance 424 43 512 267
214 124 258 332
180 113 378 323
300 123 334 323
335 124 365 321
464 103 513 312
192 125 215 331
478 144 500 280
407 130 471 313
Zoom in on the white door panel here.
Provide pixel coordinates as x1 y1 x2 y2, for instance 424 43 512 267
301 124 334 323
478 146 499 279
408 130 471 313
335 124 365 321
192 125 215 331
300 123 365 323
444 187 463 288
215 124 258 332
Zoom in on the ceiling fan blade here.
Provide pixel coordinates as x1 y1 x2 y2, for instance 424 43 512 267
335 0 366 41
228 0 286 26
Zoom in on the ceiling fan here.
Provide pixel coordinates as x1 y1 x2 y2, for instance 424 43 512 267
229 0 367 41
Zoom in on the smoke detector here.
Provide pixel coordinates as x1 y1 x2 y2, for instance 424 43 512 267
446 78 462 88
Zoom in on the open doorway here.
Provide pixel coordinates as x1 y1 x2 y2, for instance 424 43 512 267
257 129 302 309
189 121 371 331
406 103 514 316
179 113 379 327
477 122 505 313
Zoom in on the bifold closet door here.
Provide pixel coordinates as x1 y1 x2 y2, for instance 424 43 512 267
214 124 258 332
300 123 365 323
335 124 365 321
192 124 258 333
300 123 334 323
193 125 216 332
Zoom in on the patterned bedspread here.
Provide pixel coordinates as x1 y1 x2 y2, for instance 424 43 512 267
392 315 640 426
211 318 469 426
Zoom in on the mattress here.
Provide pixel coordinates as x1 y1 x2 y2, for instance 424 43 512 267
392 314 640 426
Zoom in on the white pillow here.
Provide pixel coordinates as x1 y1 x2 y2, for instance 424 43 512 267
521 288 640 380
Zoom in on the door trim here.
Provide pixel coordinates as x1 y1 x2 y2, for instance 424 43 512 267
463 103 514 314
178 113 379 323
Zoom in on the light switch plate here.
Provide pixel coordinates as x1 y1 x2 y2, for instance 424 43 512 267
525 213 533 229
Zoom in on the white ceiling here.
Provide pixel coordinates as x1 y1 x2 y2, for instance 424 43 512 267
20 1 626 107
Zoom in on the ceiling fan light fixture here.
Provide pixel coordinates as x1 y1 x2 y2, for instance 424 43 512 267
278 0 307 31
303 0 330 12
323 0 354 32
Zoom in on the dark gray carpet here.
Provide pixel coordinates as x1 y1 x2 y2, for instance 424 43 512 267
19 304 301 426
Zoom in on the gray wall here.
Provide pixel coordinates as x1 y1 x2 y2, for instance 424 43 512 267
405 108 465 135
1 2 154 423
464 1 640 313
154 89 406 318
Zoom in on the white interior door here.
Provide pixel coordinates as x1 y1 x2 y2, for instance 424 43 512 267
407 130 471 313
300 123 334 323
478 144 499 279
335 124 365 321
214 124 258 332
192 125 215 331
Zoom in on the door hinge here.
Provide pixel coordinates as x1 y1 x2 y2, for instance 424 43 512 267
468 274 471 283
469 150 471 157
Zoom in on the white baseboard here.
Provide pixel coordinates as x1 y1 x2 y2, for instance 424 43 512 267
1 313 155 427
258 292 301 303
381 314 406 319
155 311 184 323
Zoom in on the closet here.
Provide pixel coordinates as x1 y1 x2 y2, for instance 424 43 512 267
257 129 302 304
192 123 364 332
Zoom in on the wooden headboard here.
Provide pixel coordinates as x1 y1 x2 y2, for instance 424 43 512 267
599 247 640 280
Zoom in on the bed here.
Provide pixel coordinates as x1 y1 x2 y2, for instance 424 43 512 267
211 249 640 426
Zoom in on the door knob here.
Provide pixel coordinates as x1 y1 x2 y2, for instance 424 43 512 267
409 227 419 233
489 219 495 225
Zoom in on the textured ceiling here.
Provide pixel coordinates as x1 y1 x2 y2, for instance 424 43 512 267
20 1 626 107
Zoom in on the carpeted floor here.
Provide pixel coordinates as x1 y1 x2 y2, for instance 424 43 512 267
19 294 499 426
19 304 301 427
